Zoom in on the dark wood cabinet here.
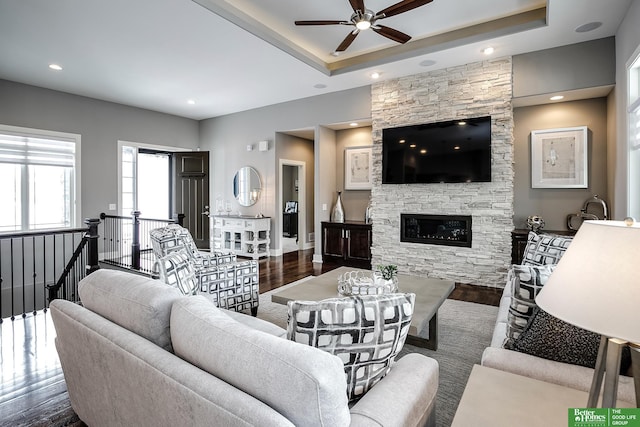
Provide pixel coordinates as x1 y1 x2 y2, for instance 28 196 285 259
511 229 576 264
283 213 298 237
321 221 372 268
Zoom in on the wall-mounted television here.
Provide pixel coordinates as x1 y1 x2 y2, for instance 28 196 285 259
382 116 492 184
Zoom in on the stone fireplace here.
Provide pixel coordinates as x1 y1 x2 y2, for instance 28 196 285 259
370 58 515 288
400 214 472 248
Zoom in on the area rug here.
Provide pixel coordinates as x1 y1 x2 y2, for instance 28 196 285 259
257 277 499 427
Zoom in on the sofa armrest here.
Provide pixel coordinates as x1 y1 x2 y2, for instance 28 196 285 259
481 347 636 405
199 251 237 267
350 353 438 427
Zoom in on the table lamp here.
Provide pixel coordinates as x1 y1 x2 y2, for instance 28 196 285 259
535 219 640 408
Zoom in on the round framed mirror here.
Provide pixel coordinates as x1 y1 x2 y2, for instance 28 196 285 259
233 166 262 207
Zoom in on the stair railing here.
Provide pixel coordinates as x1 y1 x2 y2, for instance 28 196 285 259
100 212 184 275
0 218 100 321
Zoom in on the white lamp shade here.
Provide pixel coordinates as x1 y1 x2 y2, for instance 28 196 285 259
535 220 640 343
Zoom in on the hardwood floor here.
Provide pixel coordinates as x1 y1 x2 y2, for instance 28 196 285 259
0 249 501 426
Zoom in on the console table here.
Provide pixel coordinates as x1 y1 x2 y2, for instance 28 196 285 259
211 216 270 259
321 221 372 269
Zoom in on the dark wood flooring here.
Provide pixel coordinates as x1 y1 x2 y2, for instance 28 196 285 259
0 248 501 426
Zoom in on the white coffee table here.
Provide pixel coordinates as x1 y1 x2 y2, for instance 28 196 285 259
271 266 454 350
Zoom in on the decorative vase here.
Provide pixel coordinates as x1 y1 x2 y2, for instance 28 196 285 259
526 215 545 232
332 191 345 223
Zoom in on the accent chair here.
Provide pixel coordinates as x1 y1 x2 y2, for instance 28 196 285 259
150 225 260 316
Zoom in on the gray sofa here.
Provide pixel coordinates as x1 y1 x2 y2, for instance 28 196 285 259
50 269 439 427
481 263 636 405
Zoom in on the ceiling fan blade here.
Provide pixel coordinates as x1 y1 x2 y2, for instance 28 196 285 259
295 20 347 26
336 31 359 52
372 25 411 44
348 0 365 13
376 0 433 19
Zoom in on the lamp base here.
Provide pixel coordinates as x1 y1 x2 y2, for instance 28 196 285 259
588 337 626 408
631 343 640 408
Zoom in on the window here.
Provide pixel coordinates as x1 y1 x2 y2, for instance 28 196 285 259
628 49 640 219
0 125 80 232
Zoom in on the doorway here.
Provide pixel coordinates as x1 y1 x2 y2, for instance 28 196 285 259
118 142 210 249
279 160 305 254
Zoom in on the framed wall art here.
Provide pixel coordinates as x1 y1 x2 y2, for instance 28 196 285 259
344 145 373 190
531 126 588 188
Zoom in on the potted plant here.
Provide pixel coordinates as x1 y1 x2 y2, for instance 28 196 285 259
374 264 399 292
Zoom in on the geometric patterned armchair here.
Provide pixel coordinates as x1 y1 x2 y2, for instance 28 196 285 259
150 224 260 316
150 223 236 269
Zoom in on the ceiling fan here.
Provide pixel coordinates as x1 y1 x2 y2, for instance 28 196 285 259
295 0 433 53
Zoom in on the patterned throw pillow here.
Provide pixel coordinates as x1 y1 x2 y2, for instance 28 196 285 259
505 264 555 344
287 293 415 401
505 307 601 368
521 232 573 266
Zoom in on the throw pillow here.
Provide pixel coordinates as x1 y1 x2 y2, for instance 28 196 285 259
505 264 555 342
287 293 415 401
521 232 573 266
505 307 601 368
505 308 633 374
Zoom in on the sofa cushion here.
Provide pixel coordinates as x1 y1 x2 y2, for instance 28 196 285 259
521 232 573 266
286 293 415 401
505 307 601 368
505 264 555 343
78 269 183 352
170 296 350 427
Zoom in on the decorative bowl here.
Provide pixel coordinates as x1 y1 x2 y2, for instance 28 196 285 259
337 270 398 296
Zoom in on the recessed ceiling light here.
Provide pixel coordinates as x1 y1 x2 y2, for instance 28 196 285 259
482 47 494 55
370 72 380 79
350 122 358 127
419 59 436 67
49 64 62 71
458 121 467 126
409 144 417 148
420 149 427 154
187 99 196 105
550 95 564 101
454 146 461 150
575 22 602 33
399 139 405 144
314 83 327 89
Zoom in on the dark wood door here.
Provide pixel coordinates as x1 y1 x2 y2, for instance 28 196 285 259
346 225 372 262
322 222 344 258
172 151 210 249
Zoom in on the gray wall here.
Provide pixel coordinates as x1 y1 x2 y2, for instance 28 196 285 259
513 37 615 98
282 165 298 206
0 79 199 220
198 86 371 255
336 127 373 222
513 98 609 230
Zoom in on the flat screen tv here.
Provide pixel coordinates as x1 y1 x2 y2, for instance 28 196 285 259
382 116 492 184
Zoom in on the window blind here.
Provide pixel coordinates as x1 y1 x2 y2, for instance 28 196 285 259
0 133 75 167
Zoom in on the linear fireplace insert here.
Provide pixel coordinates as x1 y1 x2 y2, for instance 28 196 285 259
401 214 472 247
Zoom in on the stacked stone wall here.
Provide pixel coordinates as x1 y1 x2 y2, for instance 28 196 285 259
370 58 514 288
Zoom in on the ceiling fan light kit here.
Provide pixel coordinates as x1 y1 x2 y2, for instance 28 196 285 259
295 0 433 53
